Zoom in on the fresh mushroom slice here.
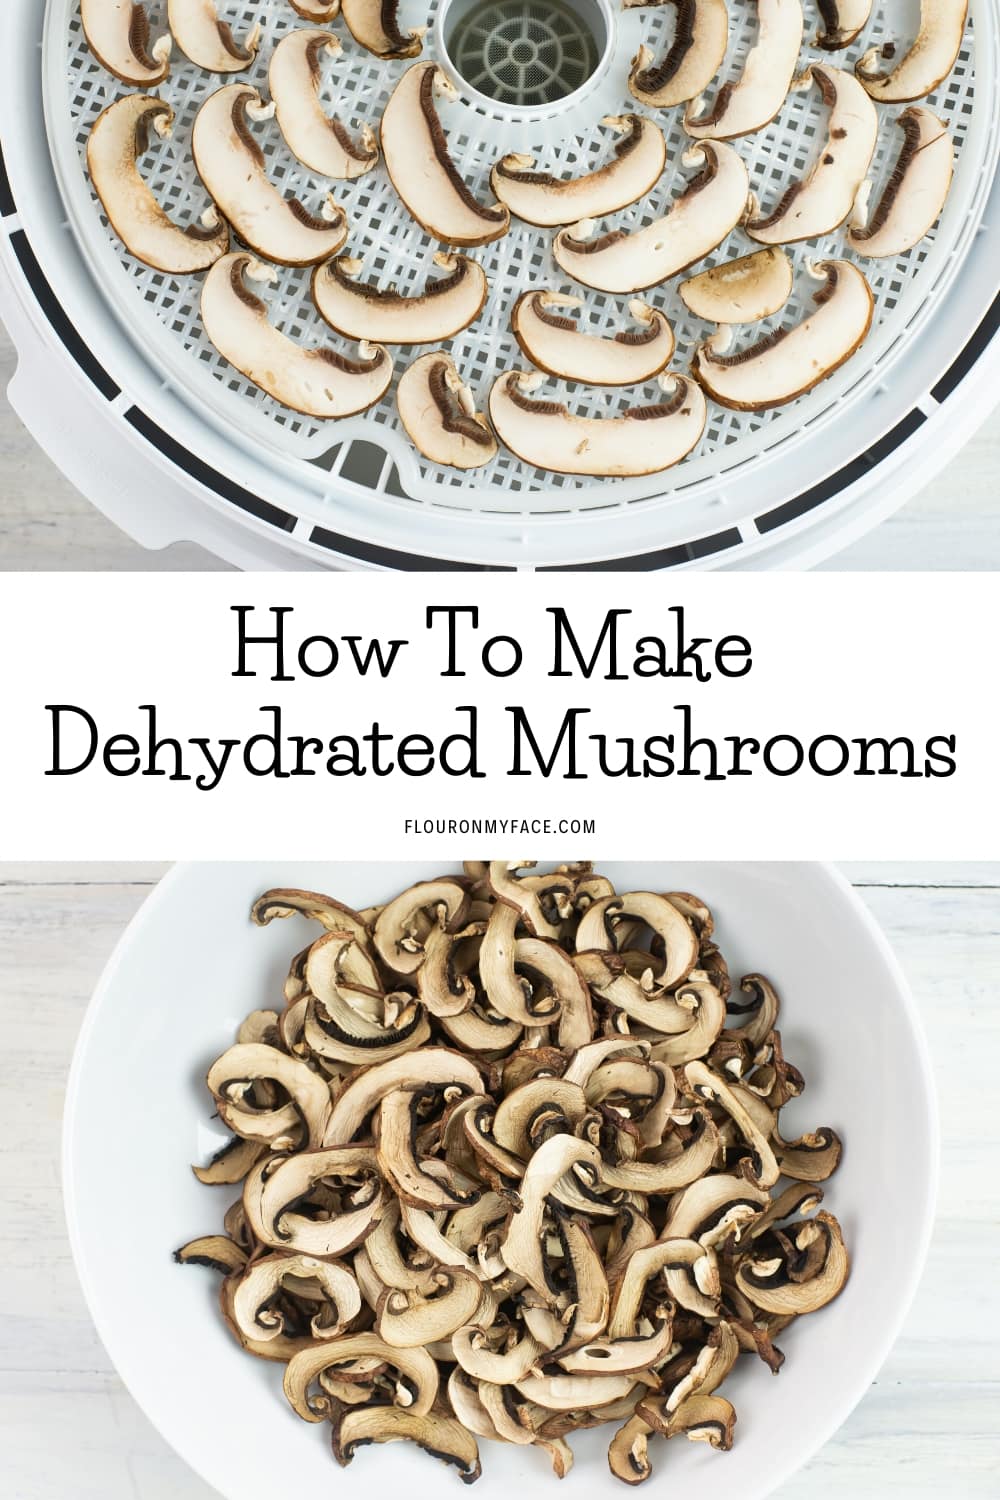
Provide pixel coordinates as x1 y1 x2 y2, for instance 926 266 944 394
857 0 968 101
397 353 498 470
87 97 229 274
848 108 953 257
814 0 872 47
202 254 391 418
491 116 667 228
342 0 425 56
381 63 510 246
679 248 792 323
747 65 878 243
685 0 804 139
81 0 172 84
167 0 260 71
693 259 874 410
314 253 487 344
332 1406 481 1482
512 292 675 386
174 1234 249 1273
627 0 730 108
192 85 349 266
270 30 379 179
735 1211 849 1313
553 143 750 294
489 370 707 478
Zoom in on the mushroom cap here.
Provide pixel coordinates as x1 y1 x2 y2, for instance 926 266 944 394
201 254 392 418
270 29 379 180
380 63 510 246
679 248 792 323
397 352 498 470
314 252 487 345
692 259 874 410
81 0 172 85
512 292 675 386
685 0 804 139
192 85 350 267
553 143 750 294
166 0 261 73
491 116 668 228
87 95 229 275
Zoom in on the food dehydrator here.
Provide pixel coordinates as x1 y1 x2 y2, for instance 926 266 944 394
2 0 999 571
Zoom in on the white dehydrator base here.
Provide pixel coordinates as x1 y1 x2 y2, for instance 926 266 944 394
1 0 999 569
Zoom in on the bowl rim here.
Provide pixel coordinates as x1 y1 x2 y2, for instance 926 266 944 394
62 860 940 1500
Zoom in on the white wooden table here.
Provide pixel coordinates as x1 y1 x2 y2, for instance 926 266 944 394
2 328 999 571
0 862 997 1499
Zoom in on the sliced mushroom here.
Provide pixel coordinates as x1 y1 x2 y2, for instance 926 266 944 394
376 1268 483 1346
202 254 390 417
270 30 379 179
291 0 341 18
285 1334 438 1421
512 292 675 386
207 1041 332 1147
847 107 953 257
251 888 372 941
735 1211 849 1313
225 1252 361 1347
773 1125 843 1181
332 1406 481 1483
637 1391 737 1447
374 879 470 975
81 0 172 85
608 1413 655 1484
192 1135 264 1186
553 143 750 293
314 252 486 344
342 0 425 57
692 259 874 410
662 1171 770 1245
380 63 510 246
856 0 967 101
167 0 260 72
174 1234 248 1274
489 370 707 478
684 1059 780 1187
685 0 804 139
491 116 667 228
397 353 498 470
747 66 878 243
500 1134 604 1295
679 248 792 323
243 1145 385 1255
627 0 730 108
325 1046 485 1143
87 96 229 275
814 0 872 47
192 85 349 266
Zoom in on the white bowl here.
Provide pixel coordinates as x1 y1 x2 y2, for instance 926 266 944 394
64 862 937 1500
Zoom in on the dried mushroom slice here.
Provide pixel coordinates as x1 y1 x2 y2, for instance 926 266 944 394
314 253 487 344
185 866 851 1486
814 0 872 47
87 96 229 275
270 30 379 179
201 254 391 419
397 353 498 470
167 0 261 72
857 0 968 101
192 85 349 267
747 65 878 244
693 260 874 410
81 0 172 85
491 116 667 228
848 108 953 258
381 63 510 245
685 0 804 139
512 292 675 386
489 371 707 478
342 0 426 57
679 248 792 323
628 0 730 108
291 0 341 18
192 1134 264 1185
553 143 750 294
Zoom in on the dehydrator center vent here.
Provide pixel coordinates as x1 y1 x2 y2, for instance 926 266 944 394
447 0 601 106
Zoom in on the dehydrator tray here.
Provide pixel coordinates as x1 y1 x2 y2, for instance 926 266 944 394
42 0 1000 542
